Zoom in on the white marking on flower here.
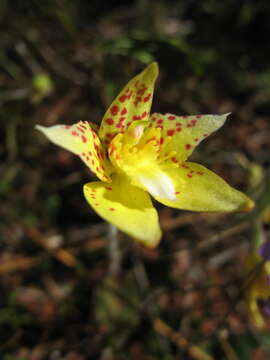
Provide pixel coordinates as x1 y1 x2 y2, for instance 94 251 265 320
138 171 176 200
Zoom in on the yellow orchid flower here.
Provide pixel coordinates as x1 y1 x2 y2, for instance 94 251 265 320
245 242 270 329
36 63 254 247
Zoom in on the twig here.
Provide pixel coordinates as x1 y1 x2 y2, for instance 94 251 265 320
196 221 249 252
103 281 214 360
218 331 239 360
161 212 224 231
153 318 214 360
24 226 78 268
161 221 249 260
0 256 40 274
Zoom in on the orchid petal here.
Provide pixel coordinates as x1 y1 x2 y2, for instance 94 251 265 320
99 63 158 146
152 162 254 212
150 113 229 163
83 174 162 247
36 121 112 182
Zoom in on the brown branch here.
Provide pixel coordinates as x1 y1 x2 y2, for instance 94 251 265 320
0 256 40 275
24 226 78 268
153 318 214 360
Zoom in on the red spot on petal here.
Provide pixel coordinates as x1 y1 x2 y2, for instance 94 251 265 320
109 208 115 211
121 108 127 115
185 144 192 150
134 96 142 106
105 187 113 191
168 115 176 120
137 87 147 95
167 129 175 136
106 132 114 138
119 95 127 102
175 191 181 195
106 118 114 125
81 135 87 143
143 94 151 102
111 105 119 116
71 131 78 136
141 111 147 118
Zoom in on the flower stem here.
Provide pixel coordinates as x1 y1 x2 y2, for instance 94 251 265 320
107 224 121 277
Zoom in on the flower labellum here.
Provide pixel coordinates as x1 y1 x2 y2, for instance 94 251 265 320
36 62 254 247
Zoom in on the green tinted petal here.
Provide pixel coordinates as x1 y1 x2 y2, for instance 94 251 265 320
153 162 254 212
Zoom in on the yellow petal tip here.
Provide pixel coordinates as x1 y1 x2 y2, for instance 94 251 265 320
241 197 255 212
143 62 159 79
135 229 162 248
35 124 45 133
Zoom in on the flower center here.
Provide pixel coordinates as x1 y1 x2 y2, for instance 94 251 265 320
108 123 176 200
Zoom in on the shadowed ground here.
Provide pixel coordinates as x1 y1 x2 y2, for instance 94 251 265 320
1 1 270 359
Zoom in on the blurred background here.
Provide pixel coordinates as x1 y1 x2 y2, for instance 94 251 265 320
1 0 270 359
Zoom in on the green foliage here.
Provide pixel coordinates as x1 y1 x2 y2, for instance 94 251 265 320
3 355 29 360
